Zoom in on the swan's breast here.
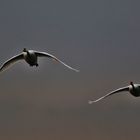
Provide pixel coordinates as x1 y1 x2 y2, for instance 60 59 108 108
130 85 140 97
23 51 37 65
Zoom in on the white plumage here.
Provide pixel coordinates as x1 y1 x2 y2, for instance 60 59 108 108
0 48 79 73
88 82 140 104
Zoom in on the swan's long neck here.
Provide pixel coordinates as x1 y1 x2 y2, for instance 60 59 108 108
23 48 30 56
130 82 136 95
130 82 135 89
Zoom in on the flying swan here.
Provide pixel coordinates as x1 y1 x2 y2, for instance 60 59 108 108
0 48 79 72
88 82 140 104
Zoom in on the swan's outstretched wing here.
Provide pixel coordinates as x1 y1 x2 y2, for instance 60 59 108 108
0 53 24 72
88 86 129 104
35 51 79 72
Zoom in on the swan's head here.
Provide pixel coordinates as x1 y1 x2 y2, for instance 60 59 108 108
130 81 134 86
23 48 28 52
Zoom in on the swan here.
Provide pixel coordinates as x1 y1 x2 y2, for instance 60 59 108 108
0 48 79 72
88 82 140 104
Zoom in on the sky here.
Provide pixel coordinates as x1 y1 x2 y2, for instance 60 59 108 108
0 0 140 140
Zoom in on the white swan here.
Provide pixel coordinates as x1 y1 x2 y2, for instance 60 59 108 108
88 82 140 104
0 48 79 72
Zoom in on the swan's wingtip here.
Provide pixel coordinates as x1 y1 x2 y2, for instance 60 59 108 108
75 69 80 72
88 99 99 104
71 68 80 72
88 100 94 104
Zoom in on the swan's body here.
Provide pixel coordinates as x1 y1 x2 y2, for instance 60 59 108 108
0 48 79 72
88 82 140 104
